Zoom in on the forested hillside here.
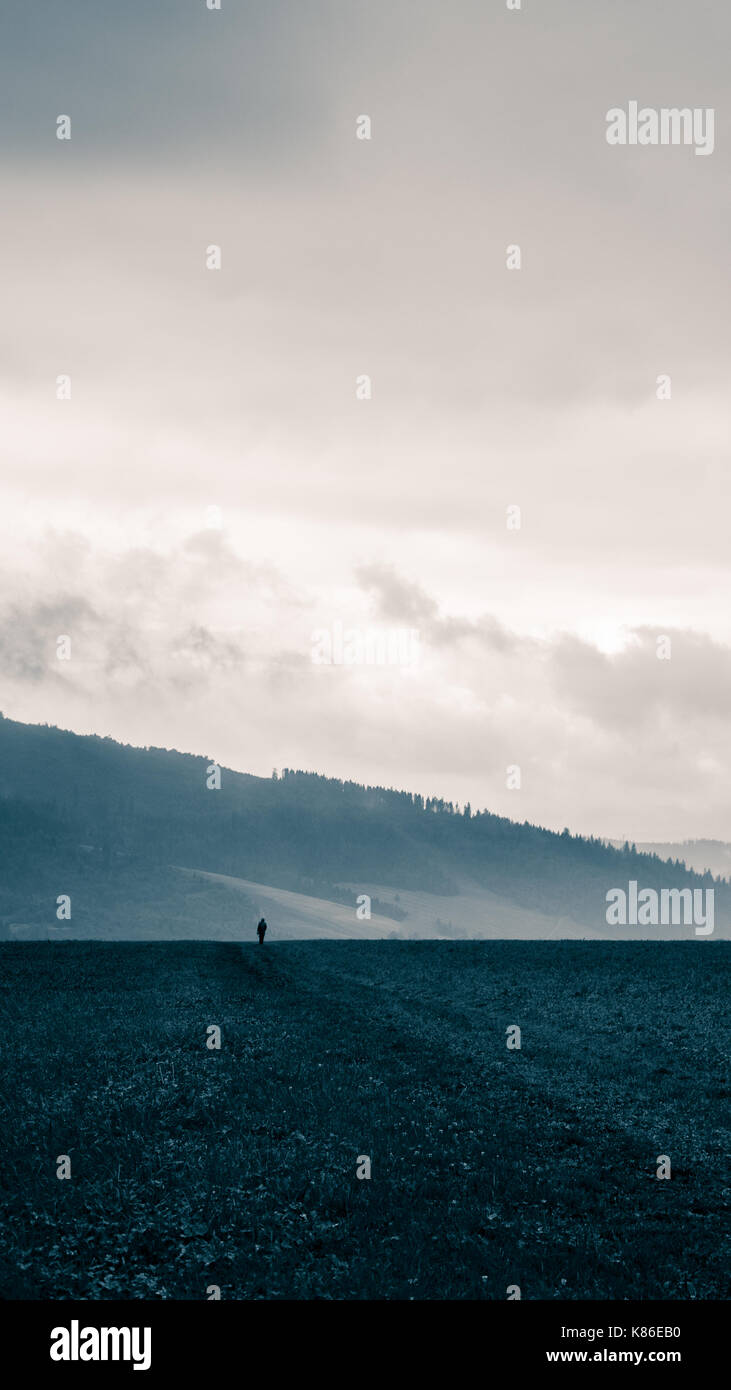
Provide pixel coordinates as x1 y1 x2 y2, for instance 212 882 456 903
0 714 727 934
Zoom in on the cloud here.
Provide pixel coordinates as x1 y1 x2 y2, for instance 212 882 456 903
356 564 439 626
0 598 98 682
356 563 520 654
2 2 730 842
1 540 729 842
550 628 731 729
0 533 284 698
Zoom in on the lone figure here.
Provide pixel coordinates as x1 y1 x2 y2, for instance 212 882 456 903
257 917 267 945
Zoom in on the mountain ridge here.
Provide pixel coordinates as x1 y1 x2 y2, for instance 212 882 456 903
0 713 727 939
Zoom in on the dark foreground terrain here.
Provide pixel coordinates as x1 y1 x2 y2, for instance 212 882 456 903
0 941 727 1299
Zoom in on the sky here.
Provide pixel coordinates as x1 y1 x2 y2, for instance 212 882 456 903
1 0 729 841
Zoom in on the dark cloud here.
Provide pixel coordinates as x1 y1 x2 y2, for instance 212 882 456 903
550 628 731 729
356 564 439 626
356 564 522 653
0 0 335 168
0 597 98 682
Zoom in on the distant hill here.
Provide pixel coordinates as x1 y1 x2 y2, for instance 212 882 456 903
608 838 731 882
0 713 727 939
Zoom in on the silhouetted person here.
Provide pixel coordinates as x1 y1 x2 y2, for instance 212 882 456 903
257 917 267 945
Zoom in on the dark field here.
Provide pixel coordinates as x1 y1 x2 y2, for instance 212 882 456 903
0 940 728 1300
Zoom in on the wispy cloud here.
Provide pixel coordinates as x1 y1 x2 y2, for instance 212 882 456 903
1 539 729 842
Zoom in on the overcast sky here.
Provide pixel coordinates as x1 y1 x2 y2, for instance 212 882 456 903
1 0 729 841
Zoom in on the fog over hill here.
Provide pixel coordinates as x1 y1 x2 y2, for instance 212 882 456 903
608 838 731 882
0 714 727 940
